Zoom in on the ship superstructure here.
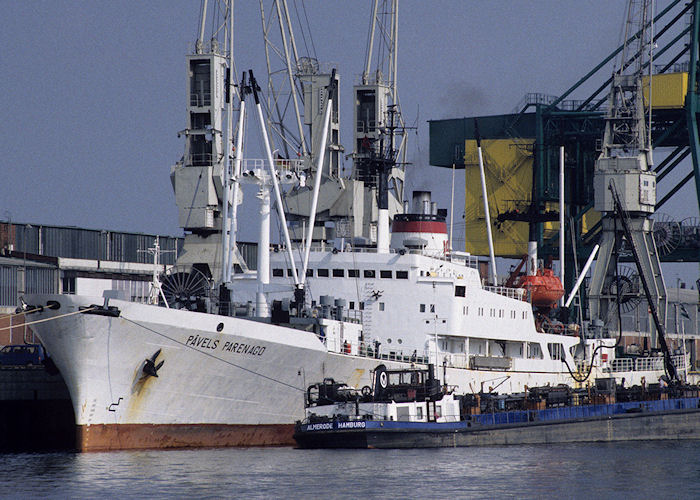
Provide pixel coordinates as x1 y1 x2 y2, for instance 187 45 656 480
227 190 579 380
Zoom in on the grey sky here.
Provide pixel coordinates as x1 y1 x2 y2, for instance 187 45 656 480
1 1 696 256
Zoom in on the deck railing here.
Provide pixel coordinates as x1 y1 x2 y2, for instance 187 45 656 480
319 335 430 364
322 339 512 372
239 158 305 176
483 285 526 301
322 334 689 377
608 354 689 373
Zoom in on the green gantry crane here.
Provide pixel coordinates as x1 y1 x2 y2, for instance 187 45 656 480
429 0 700 292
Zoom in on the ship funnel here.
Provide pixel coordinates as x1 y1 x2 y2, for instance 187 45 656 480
391 191 448 255
412 191 431 214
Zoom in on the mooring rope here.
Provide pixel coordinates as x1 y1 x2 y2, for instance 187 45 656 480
0 307 96 332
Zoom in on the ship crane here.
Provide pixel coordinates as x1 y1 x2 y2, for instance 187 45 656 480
587 0 676 381
167 1 414 315
259 0 409 253
608 181 680 383
352 0 408 251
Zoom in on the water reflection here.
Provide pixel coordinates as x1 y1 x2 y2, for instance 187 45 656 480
1 443 700 499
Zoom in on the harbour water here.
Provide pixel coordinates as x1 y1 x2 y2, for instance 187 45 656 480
2 442 700 499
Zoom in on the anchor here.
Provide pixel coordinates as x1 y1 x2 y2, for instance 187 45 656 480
142 349 164 378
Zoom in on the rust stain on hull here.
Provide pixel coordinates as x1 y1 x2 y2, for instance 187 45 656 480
77 423 295 451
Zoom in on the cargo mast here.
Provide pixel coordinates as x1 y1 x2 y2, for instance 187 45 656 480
170 0 247 288
352 0 407 252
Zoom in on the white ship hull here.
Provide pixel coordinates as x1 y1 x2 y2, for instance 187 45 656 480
24 294 406 449
25 292 668 451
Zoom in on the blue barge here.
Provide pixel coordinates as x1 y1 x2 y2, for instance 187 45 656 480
293 365 700 448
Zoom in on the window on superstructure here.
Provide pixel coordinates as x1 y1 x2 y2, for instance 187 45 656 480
396 270 408 279
62 276 76 294
349 301 355 309
359 302 365 310
190 60 211 107
333 269 344 277
547 342 564 361
455 285 466 297
498 309 504 318
379 302 385 311
272 268 284 277
306 269 314 277
287 269 294 277
420 304 426 313
364 270 376 278
380 270 392 279
317 268 329 277
478 307 483 316
430 304 435 313
348 269 359 277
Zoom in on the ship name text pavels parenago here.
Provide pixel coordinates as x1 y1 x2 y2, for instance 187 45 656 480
185 335 266 357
